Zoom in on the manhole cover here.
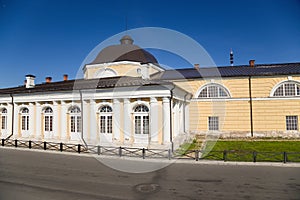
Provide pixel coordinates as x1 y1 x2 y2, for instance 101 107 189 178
134 183 160 194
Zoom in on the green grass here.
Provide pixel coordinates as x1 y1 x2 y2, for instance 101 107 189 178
205 141 300 152
178 140 300 162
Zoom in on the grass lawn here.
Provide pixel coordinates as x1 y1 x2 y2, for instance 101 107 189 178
179 140 300 162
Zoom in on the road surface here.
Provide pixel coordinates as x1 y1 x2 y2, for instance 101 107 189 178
0 148 299 200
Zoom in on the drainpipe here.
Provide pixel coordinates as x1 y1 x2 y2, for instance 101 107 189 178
248 76 254 137
79 90 87 147
6 93 14 140
183 93 189 133
169 85 176 152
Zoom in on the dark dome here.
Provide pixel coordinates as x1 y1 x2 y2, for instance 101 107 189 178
91 35 158 64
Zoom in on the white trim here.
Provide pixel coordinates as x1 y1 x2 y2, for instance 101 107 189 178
191 97 300 102
84 61 164 72
96 102 113 113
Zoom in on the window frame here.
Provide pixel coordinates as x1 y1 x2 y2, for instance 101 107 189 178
99 105 113 134
69 106 81 134
44 107 53 132
1 108 7 130
272 81 300 97
208 116 219 131
21 108 29 131
286 116 298 131
133 105 149 135
197 83 230 98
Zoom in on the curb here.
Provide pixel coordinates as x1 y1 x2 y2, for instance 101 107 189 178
1 146 299 168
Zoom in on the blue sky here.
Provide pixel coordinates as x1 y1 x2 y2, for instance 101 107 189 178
0 0 299 88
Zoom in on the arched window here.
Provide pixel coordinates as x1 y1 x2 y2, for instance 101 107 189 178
99 105 113 134
94 68 117 78
44 107 53 132
70 106 81 133
21 108 29 131
134 105 149 135
198 84 230 98
272 81 300 97
1 108 7 130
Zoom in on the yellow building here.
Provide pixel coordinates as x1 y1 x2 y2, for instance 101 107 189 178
0 35 299 150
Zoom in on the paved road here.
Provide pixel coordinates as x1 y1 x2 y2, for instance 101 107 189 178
0 148 299 200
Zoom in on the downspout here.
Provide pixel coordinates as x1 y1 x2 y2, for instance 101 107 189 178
169 85 176 152
248 76 254 137
79 90 87 146
6 93 14 139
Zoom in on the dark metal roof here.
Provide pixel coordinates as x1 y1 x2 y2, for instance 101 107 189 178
151 62 300 80
90 36 158 65
0 76 172 95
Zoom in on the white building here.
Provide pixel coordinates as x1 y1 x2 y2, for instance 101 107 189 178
0 36 191 149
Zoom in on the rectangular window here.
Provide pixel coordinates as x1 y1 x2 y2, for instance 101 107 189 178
71 116 75 132
45 116 49 131
107 116 112 134
100 116 105 133
1 116 6 130
135 116 141 134
77 116 81 133
143 116 149 134
21 116 29 131
286 116 298 131
208 116 219 131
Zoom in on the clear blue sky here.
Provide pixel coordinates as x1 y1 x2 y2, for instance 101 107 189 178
0 0 299 88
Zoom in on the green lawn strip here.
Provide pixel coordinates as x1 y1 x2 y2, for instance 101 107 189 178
201 141 300 162
176 140 300 162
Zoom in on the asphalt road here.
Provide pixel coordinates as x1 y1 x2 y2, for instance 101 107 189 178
0 148 299 200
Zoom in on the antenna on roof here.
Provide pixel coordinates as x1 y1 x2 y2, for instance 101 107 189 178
230 48 234 66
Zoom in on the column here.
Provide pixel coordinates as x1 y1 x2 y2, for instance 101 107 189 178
60 101 67 141
162 97 171 144
184 102 189 133
29 103 34 138
7 103 13 138
150 97 158 142
123 98 131 141
82 100 89 143
89 99 97 144
35 102 42 140
53 101 59 140
13 103 19 139
113 99 121 142
173 100 179 137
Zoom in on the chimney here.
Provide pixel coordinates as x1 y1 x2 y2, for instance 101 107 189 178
45 77 52 83
63 74 68 81
25 74 36 88
194 64 200 70
249 60 255 67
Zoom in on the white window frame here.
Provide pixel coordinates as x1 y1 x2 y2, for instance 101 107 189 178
134 105 149 135
272 81 300 97
208 116 219 131
1 108 7 130
99 105 113 134
70 106 81 134
196 83 230 98
44 107 53 133
286 116 298 131
21 108 29 131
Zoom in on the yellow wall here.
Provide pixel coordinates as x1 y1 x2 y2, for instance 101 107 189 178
176 75 300 136
85 64 161 79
